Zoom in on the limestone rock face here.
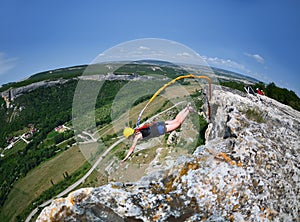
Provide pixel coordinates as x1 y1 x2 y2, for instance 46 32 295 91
37 89 300 221
1 79 69 100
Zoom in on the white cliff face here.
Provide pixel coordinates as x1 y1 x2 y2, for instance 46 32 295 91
37 89 300 222
1 80 69 101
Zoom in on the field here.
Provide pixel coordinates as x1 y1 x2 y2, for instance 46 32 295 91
0 145 86 222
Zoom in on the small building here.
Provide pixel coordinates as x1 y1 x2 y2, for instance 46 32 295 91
55 125 67 133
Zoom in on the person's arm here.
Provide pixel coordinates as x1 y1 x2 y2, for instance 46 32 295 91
121 133 142 163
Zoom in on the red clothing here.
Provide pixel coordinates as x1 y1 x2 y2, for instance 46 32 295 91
257 89 264 95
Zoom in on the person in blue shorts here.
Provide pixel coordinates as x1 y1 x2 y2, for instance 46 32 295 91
121 105 194 163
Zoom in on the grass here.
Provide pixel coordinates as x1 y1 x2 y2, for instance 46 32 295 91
0 145 86 222
79 142 106 164
18 162 91 222
244 108 265 123
78 168 108 188
2 140 27 157
41 131 60 148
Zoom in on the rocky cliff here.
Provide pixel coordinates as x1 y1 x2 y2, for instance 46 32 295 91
1 79 69 101
37 88 300 221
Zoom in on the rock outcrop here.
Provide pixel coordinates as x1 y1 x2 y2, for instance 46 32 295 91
37 88 300 221
1 79 69 101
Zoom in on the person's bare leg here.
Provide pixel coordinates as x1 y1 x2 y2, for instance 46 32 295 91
165 107 190 132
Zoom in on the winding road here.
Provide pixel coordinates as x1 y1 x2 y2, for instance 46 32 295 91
25 101 185 222
25 138 125 222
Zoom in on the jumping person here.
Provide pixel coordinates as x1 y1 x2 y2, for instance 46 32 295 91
121 105 195 163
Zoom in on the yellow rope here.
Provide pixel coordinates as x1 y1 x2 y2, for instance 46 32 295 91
136 74 212 126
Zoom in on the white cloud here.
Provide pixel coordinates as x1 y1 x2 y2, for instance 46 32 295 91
176 52 192 58
138 46 150 50
244 52 265 64
0 52 17 75
202 55 269 82
202 55 251 73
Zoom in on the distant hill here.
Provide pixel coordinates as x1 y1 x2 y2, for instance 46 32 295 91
211 66 259 83
0 65 87 93
1 62 299 111
0 61 259 93
1 61 299 112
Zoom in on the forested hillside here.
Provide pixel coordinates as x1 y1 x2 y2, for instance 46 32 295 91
0 79 129 208
0 80 76 207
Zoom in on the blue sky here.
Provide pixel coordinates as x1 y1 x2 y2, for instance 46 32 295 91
0 0 299 95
